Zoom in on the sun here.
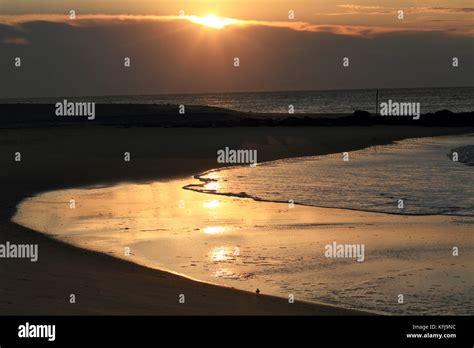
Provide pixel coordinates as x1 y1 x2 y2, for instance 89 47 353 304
187 14 239 29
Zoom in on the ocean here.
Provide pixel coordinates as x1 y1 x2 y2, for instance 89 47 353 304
3 86 474 114
191 135 474 216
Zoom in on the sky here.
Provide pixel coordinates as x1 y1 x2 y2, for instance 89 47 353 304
0 0 473 98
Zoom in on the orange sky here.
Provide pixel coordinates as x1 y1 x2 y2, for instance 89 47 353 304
1 0 473 32
1 1 472 97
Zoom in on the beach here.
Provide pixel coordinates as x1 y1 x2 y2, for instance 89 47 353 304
1 123 473 315
13 176 473 315
1 3 473 343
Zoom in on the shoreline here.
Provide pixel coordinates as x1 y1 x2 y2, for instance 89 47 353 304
184 134 474 218
8 222 368 315
11 219 380 316
13 174 473 315
2 125 473 315
6 191 372 316
12 176 382 315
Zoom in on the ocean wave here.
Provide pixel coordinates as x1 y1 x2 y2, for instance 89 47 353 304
186 136 474 217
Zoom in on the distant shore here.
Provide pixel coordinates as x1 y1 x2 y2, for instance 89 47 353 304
1 109 473 314
1 103 473 128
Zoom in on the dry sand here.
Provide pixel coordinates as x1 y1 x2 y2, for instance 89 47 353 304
1 125 472 315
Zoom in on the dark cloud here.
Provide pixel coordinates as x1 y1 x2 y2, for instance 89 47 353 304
0 18 473 98
430 7 474 13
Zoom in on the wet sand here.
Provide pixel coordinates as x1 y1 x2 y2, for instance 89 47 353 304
13 177 474 315
1 125 473 314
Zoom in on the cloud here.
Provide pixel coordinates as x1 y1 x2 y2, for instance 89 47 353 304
428 7 474 13
317 5 474 17
317 4 390 16
338 5 384 10
0 14 470 38
0 14 177 26
336 4 387 13
0 13 472 98
265 22 434 37
337 4 474 14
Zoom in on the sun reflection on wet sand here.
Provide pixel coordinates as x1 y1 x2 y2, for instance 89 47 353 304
204 181 220 191
209 246 231 261
12 176 474 315
203 200 220 209
202 226 226 235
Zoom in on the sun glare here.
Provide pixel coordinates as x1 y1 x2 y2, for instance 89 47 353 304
202 226 226 235
187 15 239 29
203 200 220 209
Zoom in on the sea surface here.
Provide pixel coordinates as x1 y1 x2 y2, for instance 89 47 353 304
2 87 473 114
191 135 474 216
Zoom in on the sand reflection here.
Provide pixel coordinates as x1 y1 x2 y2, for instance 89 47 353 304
12 176 474 315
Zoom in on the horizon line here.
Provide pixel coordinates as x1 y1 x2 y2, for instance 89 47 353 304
1 85 473 102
